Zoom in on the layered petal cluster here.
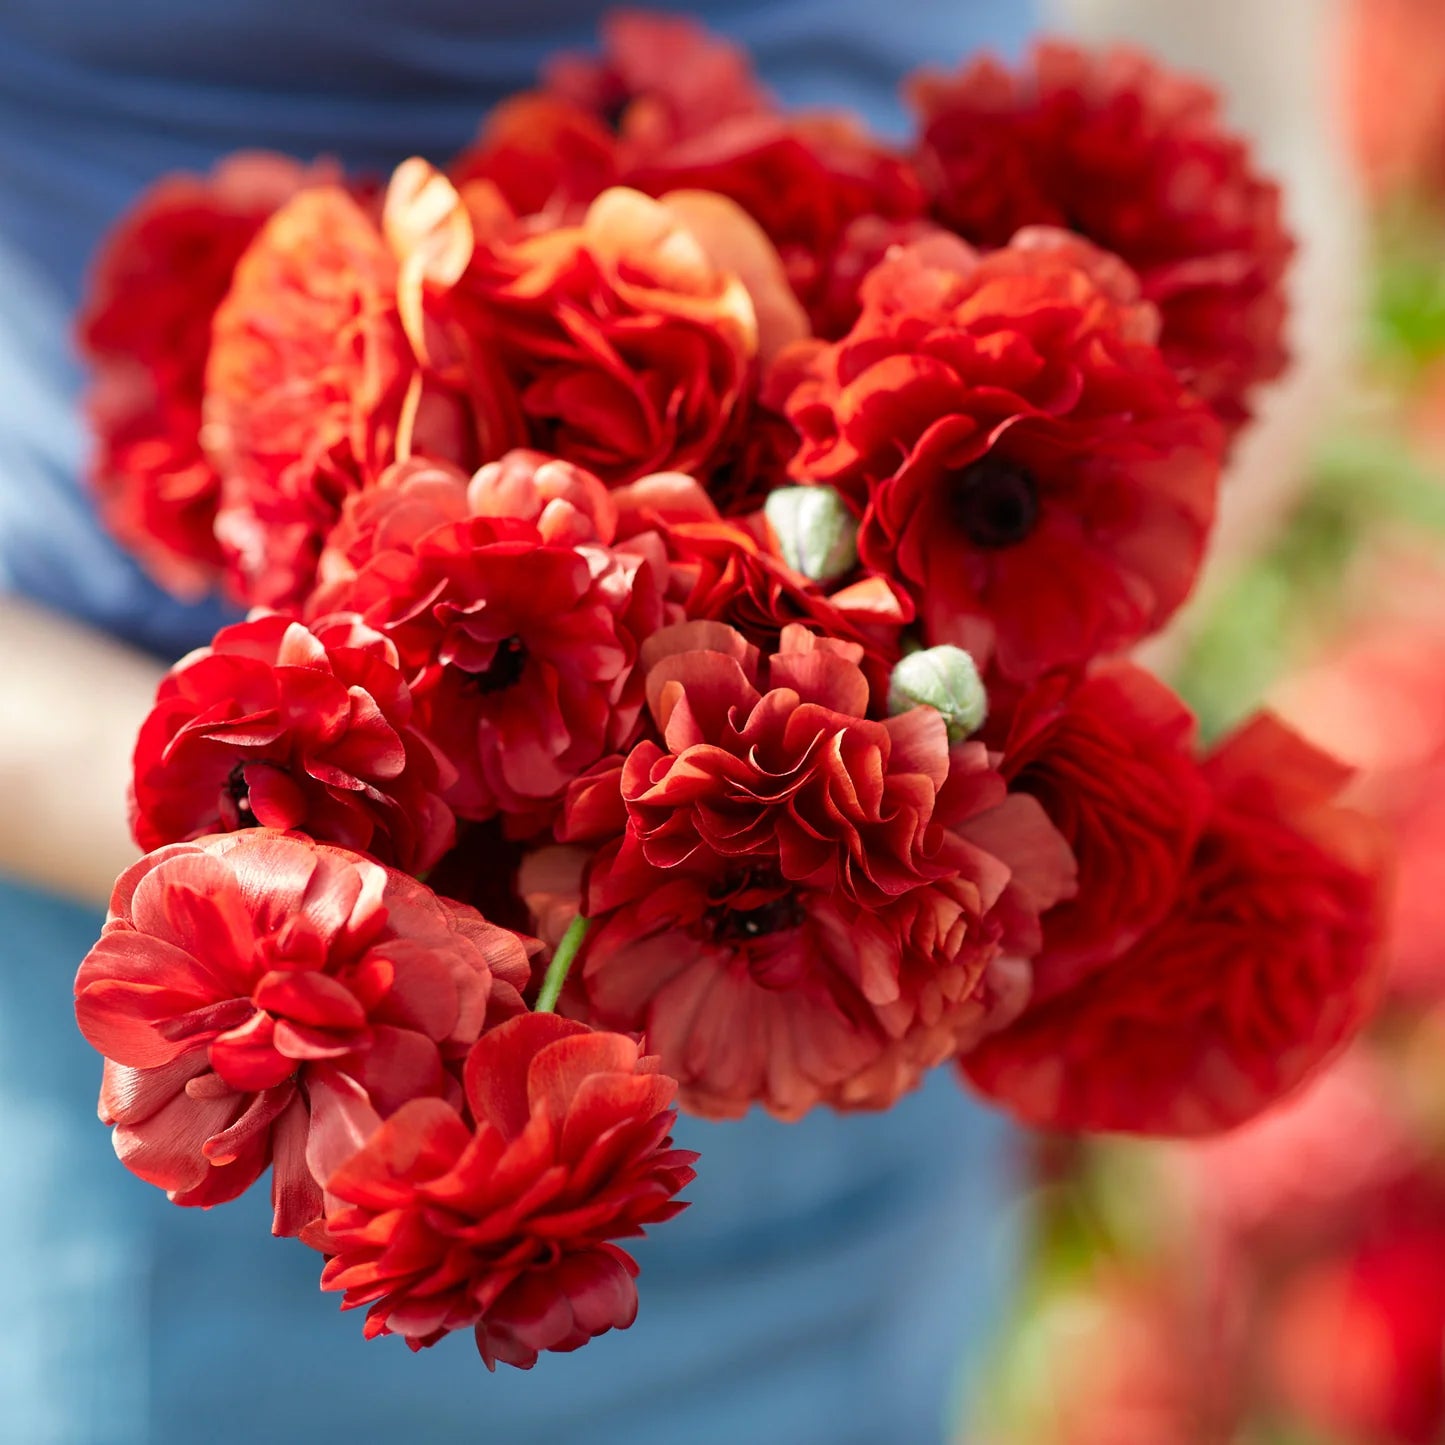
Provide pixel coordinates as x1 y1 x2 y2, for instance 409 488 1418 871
206 167 522 607
130 611 454 873
457 187 782 488
994 662 1210 999
908 41 1294 434
77 153 317 593
612 471 909 706
964 715 1388 1134
304 1012 696 1368
315 452 661 827
784 230 1223 679
551 621 1075 1118
74 831 533 1233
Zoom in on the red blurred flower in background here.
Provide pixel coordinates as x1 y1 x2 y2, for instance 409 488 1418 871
304 1011 696 1368
909 40 1293 435
78 153 319 594
965 714 1387 1134
994 662 1210 1001
74 831 532 1234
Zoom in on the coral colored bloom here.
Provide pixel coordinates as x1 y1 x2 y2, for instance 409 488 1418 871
303 1012 696 1368
459 187 767 487
963 714 1387 1135
908 41 1293 434
551 621 1075 1118
206 168 522 607
130 611 455 873
783 231 1222 679
74 832 533 1233
996 662 1210 998
77 153 319 594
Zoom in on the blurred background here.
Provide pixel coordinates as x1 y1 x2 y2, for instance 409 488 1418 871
966 2 1445 1441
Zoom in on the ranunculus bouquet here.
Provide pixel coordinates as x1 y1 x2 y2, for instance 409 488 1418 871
71 10 1385 1371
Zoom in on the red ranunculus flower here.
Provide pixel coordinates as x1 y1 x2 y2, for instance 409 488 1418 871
783 230 1222 680
549 621 1075 1118
995 662 1210 1000
316 489 660 829
908 41 1294 435
78 153 320 594
544 8 775 150
458 187 772 487
962 714 1388 1135
302 1012 697 1368
129 611 455 874
206 164 522 608
74 831 534 1234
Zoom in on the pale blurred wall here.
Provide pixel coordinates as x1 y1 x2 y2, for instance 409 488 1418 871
1046 0 1367 619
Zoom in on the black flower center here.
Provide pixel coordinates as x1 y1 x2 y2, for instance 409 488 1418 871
703 867 807 943
948 457 1040 549
223 762 261 828
465 635 528 695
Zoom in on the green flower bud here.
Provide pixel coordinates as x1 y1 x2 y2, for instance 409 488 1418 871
887 645 988 742
763 485 859 583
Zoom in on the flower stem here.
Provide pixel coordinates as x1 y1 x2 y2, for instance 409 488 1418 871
535 915 592 1014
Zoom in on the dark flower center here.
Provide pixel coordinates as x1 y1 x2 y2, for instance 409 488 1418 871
465 635 528 695
703 867 807 943
948 457 1040 549
223 762 261 828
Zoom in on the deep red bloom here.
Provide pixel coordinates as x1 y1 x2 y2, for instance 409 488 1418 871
77 153 319 594
315 470 660 828
130 612 455 874
74 832 533 1234
206 165 522 607
543 8 774 150
549 621 1075 1118
303 1012 696 1368
783 230 1222 680
908 41 1293 434
963 714 1388 1135
458 187 775 487
995 662 1210 1000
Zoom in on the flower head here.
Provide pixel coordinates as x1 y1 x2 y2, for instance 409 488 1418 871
131 611 455 873
303 1012 696 1368
74 831 533 1233
783 230 1222 679
550 621 1075 1117
908 41 1293 434
963 714 1388 1135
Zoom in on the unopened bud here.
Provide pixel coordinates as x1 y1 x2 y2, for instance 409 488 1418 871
887 645 988 742
764 485 859 583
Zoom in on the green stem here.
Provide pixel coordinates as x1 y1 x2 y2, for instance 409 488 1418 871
534 915 592 1014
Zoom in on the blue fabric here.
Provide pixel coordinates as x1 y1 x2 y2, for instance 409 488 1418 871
0 4 1037 1441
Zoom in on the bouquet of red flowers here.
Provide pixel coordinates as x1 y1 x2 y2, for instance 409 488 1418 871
71 10 1385 1371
